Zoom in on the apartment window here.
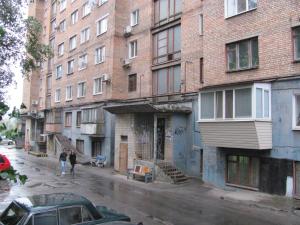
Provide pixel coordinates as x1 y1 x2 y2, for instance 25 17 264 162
130 9 139 26
66 85 73 101
76 140 84 153
98 0 108 6
67 59 74 74
227 37 258 71
47 75 52 94
226 0 257 18
199 14 203 35
293 27 300 61
59 20 66 32
60 0 66 12
78 54 88 70
199 84 271 121
76 111 82 127
154 0 182 25
96 15 108 36
51 1 57 17
80 27 90 44
128 74 137 92
153 25 181 64
69 35 77 51
71 10 78 25
293 94 300 129
51 19 56 33
82 108 104 123
200 57 204 83
129 40 137 59
58 42 64 56
93 77 103 95
56 65 63 79
77 82 86 98
50 38 55 51
95 46 105 64
65 112 72 127
82 2 91 17
55 89 61 102
153 65 181 95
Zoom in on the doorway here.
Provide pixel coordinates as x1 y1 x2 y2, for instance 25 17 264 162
92 140 102 157
156 118 165 160
295 162 300 197
119 135 128 174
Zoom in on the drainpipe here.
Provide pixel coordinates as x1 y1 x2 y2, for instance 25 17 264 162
153 114 157 179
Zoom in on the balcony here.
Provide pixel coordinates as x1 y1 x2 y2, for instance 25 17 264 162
45 123 61 133
81 123 104 136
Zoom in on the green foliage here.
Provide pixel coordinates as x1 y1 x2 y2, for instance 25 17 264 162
3 128 21 140
9 106 20 119
0 123 6 132
0 166 28 184
20 103 27 109
0 102 9 121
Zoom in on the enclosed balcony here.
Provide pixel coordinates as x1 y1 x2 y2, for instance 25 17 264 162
198 83 272 150
45 123 61 133
80 107 105 136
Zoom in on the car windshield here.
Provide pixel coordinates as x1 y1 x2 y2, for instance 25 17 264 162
0 203 27 225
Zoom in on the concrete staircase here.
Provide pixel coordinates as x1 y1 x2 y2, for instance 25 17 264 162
156 161 188 184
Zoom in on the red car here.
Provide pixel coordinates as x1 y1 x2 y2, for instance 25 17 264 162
0 154 11 172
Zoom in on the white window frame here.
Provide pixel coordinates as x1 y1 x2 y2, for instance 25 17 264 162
77 81 86 98
67 59 74 74
293 93 300 130
69 35 77 51
198 83 271 122
95 46 105 64
80 27 90 44
56 65 63 79
82 2 91 17
224 0 257 18
58 42 64 56
66 85 73 101
71 10 78 25
51 19 56 33
96 14 109 36
60 0 66 12
78 54 88 70
93 77 103 95
59 19 66 32
55 88 61 102
129 40 137 59
98 0 108 6
130 9 139 27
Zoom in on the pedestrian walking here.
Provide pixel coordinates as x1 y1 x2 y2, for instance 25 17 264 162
59 150 67 175
69 150 77 177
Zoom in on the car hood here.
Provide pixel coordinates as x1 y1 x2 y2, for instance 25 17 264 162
96 206 130 222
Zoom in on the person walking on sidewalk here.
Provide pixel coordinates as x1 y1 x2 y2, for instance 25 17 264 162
59 150 67 175
69 150 76 177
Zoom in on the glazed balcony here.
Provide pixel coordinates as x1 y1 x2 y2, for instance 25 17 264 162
45 123 61 133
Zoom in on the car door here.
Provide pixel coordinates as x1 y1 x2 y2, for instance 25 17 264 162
33 210 58 225
58 206 84 225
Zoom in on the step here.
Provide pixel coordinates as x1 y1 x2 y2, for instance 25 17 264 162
28 151 48 157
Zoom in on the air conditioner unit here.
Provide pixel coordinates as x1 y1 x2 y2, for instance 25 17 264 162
102 74 111 82
124 26 132 37
122 59 131 68
38 111 45 118
32 100 39 106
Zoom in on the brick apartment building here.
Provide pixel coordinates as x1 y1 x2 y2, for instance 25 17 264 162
22 0 300 197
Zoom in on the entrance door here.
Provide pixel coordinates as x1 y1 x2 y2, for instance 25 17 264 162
119 136 128 174
92 140 102 157
295 162 300 197
156 118 165 160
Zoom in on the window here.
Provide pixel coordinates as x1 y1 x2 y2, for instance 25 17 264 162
200 57 204 83
129 40 137 58
50 38 55 51
59 206 82 225
71 10 78 25
130 9 139 26
76 111 82 127
226 0 257 18
82 107 104 123
227 155 260 188
80 27 90 44
66 85 72 101
51 19 56 33
153 25 181 64
58 42 64 56
34 210 58 225
128 74 137 92
199 14 203 35
82 2 91 17
65 112 72 127
69 35 77 51
98 0 108 6
96 15 108 35
0 203 27 225
293 94 300 129
67 59 74 74
51 1 57 17
153 65 181 95
59 19 66 32
227 37 258 71
93 77 103 95
95 46 105 64
47 75 52 94
56 65 63 78
60 0 66 11
55 89 61 102
77 82 86 97
293 27 300 61
78 54 88 70
76 139 84 153
199 84 271 121
154 0 182 25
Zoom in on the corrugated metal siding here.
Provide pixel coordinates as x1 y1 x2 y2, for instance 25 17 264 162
255 121 272 149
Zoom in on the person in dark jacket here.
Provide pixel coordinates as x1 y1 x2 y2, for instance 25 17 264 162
59 150 67 175
69 150 77 176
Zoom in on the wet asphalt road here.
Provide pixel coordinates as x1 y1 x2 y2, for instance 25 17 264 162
0 146 300 225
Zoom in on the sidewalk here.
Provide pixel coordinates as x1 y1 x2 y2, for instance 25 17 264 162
24 149 300 216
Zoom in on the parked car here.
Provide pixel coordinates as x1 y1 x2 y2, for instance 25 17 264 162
0 193 131 225
0 138 14 145
0 154 10 172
